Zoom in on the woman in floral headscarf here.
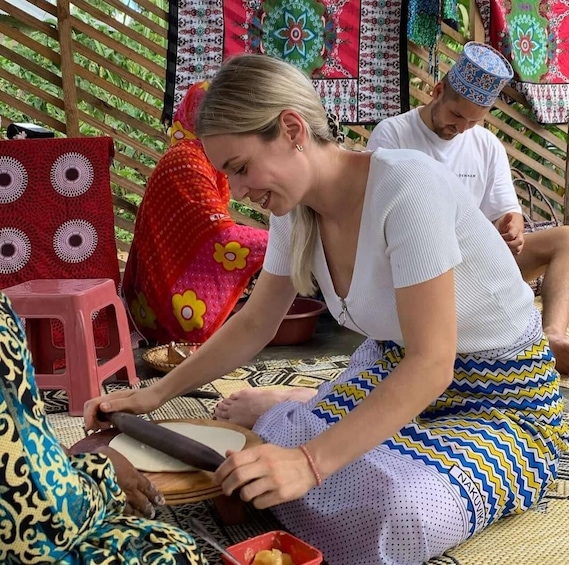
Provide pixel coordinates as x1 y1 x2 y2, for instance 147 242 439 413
122 82 268 345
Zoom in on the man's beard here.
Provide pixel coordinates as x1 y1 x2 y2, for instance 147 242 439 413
430 103 458 140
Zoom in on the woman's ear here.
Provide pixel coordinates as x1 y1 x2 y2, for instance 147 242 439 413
279 110 307 147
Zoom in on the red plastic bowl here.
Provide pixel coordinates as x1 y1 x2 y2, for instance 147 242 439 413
233 297 327 346
222 530 323 565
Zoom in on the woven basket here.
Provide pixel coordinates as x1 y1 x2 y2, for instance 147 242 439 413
142 342 199 373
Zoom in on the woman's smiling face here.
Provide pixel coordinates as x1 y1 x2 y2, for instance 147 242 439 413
202 130 312 217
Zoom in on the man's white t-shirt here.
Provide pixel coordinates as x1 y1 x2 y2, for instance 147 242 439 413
367 108 521 222
264 149 534 354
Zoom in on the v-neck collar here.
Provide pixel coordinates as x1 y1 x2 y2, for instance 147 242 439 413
314 152 376 302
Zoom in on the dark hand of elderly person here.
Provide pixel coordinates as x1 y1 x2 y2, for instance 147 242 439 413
103 447 164 518
66 443 165 518
97 446 165 518
99 446 165 518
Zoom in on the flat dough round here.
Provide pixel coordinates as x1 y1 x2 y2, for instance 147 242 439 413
108 422 247 473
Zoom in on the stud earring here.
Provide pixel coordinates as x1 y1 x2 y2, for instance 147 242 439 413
295 144 304 152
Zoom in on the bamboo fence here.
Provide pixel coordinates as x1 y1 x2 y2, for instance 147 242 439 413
0 0 567 267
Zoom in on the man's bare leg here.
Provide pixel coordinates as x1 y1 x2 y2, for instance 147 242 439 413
517 227 569 373
214 387 318 429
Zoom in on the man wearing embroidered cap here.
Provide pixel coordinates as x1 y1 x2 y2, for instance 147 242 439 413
446 41 513 108
369 41 569 374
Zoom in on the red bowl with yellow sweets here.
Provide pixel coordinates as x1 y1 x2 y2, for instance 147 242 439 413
222 530 323 565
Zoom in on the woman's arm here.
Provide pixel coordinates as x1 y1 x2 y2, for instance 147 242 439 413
85 270 298 430
216 268 457 508
306 268 457 479
155 270 297 402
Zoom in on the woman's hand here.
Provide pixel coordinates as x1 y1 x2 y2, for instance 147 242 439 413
84 387 160 432
99 446 165 518
215 444 318 509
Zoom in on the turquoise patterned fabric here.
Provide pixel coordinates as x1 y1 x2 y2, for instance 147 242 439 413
408 0 459 47
0 292 208 564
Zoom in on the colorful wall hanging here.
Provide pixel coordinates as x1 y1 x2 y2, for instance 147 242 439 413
476 0 569 124
163 0 410 125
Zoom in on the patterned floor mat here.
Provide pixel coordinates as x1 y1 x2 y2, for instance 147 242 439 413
44 355 569 565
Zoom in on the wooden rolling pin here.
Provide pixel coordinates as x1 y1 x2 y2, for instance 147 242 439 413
98 410 226 472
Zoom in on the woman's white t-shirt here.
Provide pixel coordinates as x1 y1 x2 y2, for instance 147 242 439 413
263 148 534 354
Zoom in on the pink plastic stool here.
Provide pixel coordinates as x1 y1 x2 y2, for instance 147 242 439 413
4 278 138 416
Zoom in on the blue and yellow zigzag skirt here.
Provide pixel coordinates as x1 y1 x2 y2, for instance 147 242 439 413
311 337 569 535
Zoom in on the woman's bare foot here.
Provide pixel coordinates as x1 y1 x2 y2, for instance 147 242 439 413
547 334 569 375
213 387 317 429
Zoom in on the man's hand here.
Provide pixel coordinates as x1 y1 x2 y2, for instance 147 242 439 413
496 212 525 255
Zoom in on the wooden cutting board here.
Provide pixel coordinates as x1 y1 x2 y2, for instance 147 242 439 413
69 418 263 505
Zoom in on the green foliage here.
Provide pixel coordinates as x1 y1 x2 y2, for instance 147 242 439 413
0 0 169 243
115 226 134 243
230 200 267 224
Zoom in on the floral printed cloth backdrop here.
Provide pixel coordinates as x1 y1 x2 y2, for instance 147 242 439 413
476 0 569 124
163 0 410 125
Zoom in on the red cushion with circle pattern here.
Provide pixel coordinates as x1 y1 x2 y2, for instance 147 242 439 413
0 136 120 347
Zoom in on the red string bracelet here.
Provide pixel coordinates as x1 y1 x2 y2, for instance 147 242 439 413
299 445 322 487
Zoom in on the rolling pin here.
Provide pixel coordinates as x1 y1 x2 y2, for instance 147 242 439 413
98 410 226 472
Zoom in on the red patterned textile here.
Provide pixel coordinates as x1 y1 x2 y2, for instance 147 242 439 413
0 137 119 286
0 136 120 346
162 0 409 125
123 81 268 345
476 0 569 124
122 140 268 345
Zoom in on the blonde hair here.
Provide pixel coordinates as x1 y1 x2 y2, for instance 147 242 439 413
196 54 338 296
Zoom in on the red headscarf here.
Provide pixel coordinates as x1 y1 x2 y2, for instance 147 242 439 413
123 82 268 345
169 81 210 144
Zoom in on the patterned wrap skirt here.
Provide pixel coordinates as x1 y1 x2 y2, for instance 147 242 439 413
254 310 569 565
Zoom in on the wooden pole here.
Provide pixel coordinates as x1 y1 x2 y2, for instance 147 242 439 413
57 0 80 137
559 1 569 220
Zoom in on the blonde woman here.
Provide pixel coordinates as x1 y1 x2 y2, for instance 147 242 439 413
86 54 568 565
